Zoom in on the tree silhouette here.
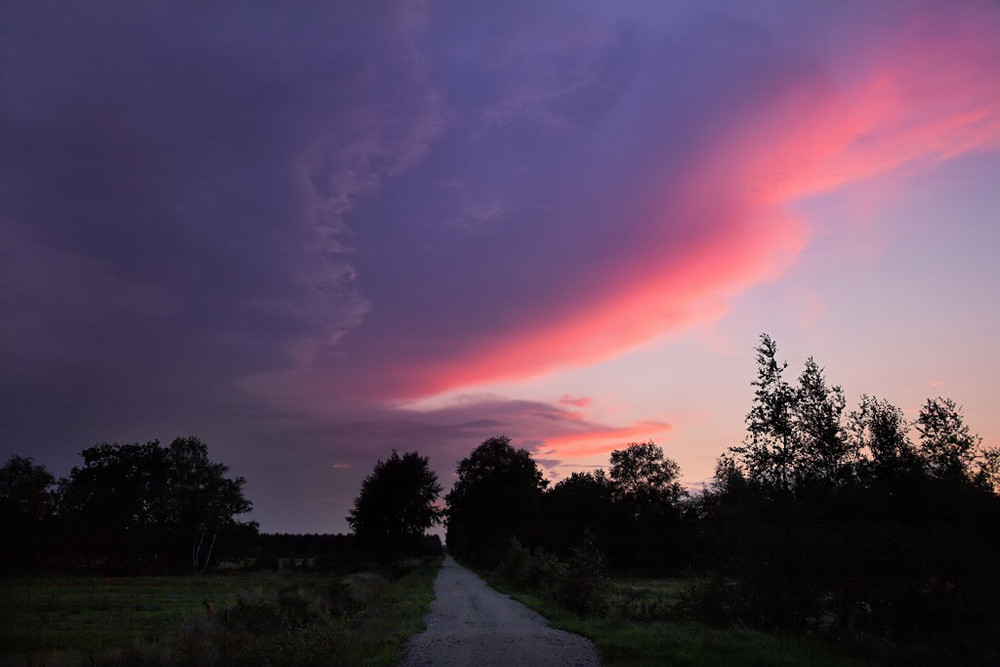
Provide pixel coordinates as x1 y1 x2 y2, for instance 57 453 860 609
701 334 1000 653
916 397 982 482
163 437 255 573
0 455 56 569
974 446 1000 494
848 394 919 484
347 450 442 559
446 435 547 565
734 333 797 494
794 357 853 486
609 441 684 505
60 437 254 573
542 470 616 556
607 441 688 571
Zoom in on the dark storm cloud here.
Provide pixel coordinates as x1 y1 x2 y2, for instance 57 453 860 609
1 2 439 459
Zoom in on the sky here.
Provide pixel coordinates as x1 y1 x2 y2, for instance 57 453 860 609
3 0 999 534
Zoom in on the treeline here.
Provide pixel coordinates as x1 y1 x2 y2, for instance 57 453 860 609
438 335 1000 655
1 437 257 574
697 335 1000 651
444 436 692 573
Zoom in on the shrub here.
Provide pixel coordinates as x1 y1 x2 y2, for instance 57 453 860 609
496 536 609 617
552 538 608 616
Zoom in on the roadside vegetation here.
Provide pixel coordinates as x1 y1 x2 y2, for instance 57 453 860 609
483 542 972 666
0 557 441 665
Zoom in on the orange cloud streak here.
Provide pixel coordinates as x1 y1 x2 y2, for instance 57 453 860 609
537 420 673 459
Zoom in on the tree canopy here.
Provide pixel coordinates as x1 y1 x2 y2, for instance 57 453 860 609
705 334 1000 649
347 450 442 559
445 435 547 565
0 455 57 569
609 441 684 505
60 437 254 573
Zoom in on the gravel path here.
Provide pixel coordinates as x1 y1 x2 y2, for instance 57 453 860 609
400 555 602 666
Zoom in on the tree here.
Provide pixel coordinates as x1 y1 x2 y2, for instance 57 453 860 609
698 336 1000 650
731 334 797 494
974 447 1000 494
60 437 254 573
793 357 852 485
445 435 547 565
542 470 616 556
0 455 55 522
848 394 918 483
347 450 442 558
915 397 982 482
608 441 684 505
0 455 56 569
607 441 688 571
163 437 255 574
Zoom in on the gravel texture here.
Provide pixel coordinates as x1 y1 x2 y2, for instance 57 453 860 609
400 555 602 666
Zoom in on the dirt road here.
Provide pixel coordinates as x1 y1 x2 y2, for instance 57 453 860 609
400 555 601 666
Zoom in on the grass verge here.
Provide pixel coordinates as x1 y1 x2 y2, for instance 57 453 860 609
490 577 885 667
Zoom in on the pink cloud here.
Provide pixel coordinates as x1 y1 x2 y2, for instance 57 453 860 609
384 3 1000 401
559 395 592 409
240 1 1000 416
537 421 673 459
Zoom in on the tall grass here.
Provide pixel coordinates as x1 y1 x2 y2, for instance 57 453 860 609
504 585 886 667
0 557 441 665
484 543 894 666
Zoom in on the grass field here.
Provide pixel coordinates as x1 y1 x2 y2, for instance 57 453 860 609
495 576 935 667
0 558 441 665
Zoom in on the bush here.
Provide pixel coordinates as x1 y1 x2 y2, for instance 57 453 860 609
496 536 609 617
554 540 608 616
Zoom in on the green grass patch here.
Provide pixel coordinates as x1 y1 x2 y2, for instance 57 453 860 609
0 574 254 654
504 587 880 666
483 572 892 667
0 557 442 665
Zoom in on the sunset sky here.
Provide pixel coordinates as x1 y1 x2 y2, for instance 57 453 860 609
3 0 999 533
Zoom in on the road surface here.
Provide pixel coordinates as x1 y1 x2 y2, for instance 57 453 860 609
400 555 601 666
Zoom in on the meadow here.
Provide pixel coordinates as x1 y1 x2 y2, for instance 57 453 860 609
514 576 881 667
0 558 440 665
487 558 969 667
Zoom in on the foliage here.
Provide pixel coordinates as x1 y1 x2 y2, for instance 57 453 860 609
0 455 57 570
493 574 878 667
701 334 1000 657
58 437 256 573
848 393 919 483
916 396 983 481
606 442 689 572
445 435 547 565
494 536 607 617
541 470 617 558
346 450 442 560
794 357 853 485
738 333 797 494
609 441 684 505
975 445 1000 493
